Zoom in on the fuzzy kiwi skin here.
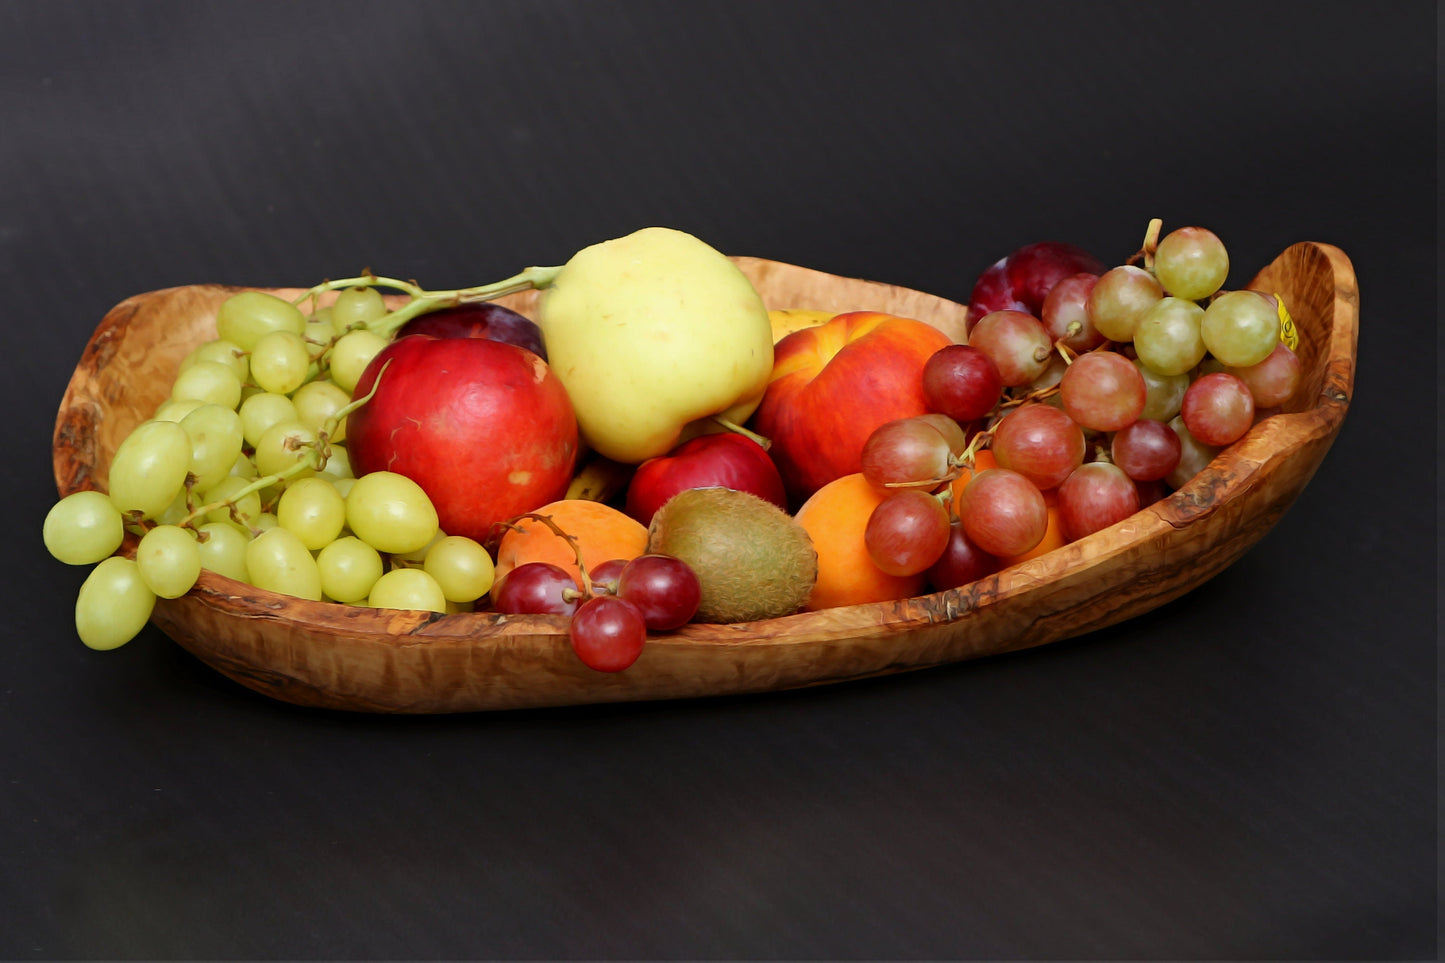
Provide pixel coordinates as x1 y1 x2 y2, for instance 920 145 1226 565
646 487 818 623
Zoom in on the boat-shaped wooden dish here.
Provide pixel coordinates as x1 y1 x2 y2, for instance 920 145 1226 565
52 243 1357 712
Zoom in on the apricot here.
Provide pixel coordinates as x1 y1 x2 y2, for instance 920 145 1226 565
794 473 925 610
492 499 649 593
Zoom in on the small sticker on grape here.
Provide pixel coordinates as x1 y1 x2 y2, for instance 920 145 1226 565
1274 294 1299 351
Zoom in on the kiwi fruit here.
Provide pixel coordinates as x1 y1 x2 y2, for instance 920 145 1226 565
646 487 817 623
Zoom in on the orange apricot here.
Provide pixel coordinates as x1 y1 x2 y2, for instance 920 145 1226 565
794 473 926 610
493 499 649 591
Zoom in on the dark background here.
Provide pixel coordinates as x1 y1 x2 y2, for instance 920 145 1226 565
3 1 1436 959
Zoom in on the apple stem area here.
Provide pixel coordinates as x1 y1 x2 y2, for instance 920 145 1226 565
290 263 566 338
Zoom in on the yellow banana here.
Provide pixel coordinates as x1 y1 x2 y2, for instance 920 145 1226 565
565 453 635 503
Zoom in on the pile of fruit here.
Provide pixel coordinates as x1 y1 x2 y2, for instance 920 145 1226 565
45 221 1301 673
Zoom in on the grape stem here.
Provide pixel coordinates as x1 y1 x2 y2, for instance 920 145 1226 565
499 512 595 601
1127 217 1164 272
290 264 566 339
174 362 391 531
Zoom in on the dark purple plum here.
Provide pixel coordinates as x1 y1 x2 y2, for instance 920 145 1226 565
397 303 547 360
965 241 1106 331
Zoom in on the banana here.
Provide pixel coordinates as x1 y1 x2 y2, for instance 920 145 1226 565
768 309 835 343
565 452 635 503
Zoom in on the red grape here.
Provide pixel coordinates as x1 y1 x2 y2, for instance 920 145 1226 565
615 554 701 630
864 490 951 577
957 468 1048 558
1041 273 1105 352
587 558 629 595
967 311 1053 387
492 562 580 615
1057 462 1140 542
569 595 647 672
860 417 954 489
926 520 1001 591
990 403 1086 490
1110 419 1181 482
1230 341 1301 408
1166 416 1219 489
1181 372 1254 446
922 345 1004 423
1058 351 1146 431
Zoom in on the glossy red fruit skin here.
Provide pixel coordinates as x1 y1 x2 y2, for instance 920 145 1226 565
347 335 579 543
926 519 1001 592
396 303 547 360
965 241 1106 330
492 562 581 616
624 433 787 526
922 344 1004 423
615 554 702 630
569 596 647 672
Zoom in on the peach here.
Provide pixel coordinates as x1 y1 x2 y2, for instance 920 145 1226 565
750 312 952 503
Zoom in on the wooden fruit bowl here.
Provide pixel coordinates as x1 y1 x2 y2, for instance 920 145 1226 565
52 243 1357 712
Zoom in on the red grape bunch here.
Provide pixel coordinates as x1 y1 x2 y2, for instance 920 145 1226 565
857 219 1303 593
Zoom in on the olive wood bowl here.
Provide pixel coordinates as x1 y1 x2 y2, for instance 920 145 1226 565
52 243 1357 712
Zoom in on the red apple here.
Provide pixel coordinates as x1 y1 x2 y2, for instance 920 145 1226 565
749 312 953 503
346 334 579 543
395 303 547 360
624 432 787 526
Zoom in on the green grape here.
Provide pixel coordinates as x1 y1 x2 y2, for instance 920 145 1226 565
244 527 323 600
1154 226 1229 300
179 339 249 382
303 308 337 358
253 420 318 479
331 286 388 330
238 392 299 448
318 443 353 480
170 360 243 410
1134 359 1190 422
195 521 249 582
249 330 311 395
368 568 447 614
153 489 192 526
252 512 279 534
44 490 125 565
291 380 350 441
1087 265 1163 342
423 535 495 603
316 535 383 603
108 419 193 519
329 330 388 394
179 403 245 490
389 527 448 565
1200 290 1280 368
329 476 357 500
1133 297 1207 376
230 451 259 479
152 397 207 423
216 291 306 352
200 475 263 530
345 471 439 555
75 556 156 650
276 477 347 550
135 524 202 599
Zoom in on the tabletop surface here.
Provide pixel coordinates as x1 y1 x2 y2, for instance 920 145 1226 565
3 2 1436 959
